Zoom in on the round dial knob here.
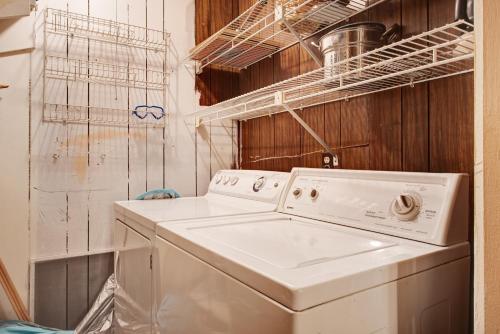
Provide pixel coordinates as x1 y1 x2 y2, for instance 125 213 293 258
253 177 266 192
215 175 223 184
292 188 302 198
391 194 421 221
223 176 231 185
230 176 239 186
310 189 319 200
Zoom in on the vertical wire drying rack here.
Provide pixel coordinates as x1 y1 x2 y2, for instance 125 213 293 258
43 7 170 127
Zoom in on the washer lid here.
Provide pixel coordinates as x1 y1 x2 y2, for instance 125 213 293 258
157 213 469 311
114 194 277 231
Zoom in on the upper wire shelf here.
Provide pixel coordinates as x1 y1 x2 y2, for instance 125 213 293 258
45 55 168 90
189 0 387 71
192 21 475 125
45 8 169 53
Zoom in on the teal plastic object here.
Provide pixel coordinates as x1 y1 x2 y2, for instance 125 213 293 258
0 321 73 334
135 189 180 200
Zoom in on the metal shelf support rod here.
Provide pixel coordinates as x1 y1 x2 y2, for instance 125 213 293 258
281 101 338 165
281 18 323 67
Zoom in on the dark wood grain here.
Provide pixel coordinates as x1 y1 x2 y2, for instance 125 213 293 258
367 0 402 171
257 57 275 170
35 259 67 329
341 147 370 170
67 257 89 329
299 45 324 168
88 253 114 308
195 0 211 106
401 0 429 172
273 45 301 171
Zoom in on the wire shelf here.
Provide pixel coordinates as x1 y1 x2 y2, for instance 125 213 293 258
192 21 475 124
45 55 168 90
189 0 387 70
44 103 166 128
45 8 169 53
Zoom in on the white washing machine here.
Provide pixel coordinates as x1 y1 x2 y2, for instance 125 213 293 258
113 170 290 334
155 168 470 334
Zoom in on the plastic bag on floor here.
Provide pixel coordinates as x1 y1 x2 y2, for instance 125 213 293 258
0 321 72 334
74 274 116 334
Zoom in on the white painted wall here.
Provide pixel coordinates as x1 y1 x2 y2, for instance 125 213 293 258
0 0 234 319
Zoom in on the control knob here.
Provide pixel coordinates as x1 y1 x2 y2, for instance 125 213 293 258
292 188 302 198
391 193 421 221
223 176 231 185
310 188 319 200
215 175 223 184
253 177 266 192
230 176 239 186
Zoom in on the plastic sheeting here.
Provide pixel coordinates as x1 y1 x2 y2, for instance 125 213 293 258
74 274 115 334
0 321 72 334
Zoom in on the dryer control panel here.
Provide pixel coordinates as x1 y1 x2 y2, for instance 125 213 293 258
209 170 290 204
281 168 469 246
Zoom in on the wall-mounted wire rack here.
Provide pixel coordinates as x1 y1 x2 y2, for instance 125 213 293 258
45 55 168 90
189 0 387 71
43 8 169 127
44 103 166 128
45 8 169 52
191 21 474 125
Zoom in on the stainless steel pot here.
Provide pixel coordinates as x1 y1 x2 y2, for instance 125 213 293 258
313 22 401 78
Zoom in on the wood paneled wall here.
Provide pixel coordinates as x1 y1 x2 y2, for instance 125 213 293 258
195 0 474 235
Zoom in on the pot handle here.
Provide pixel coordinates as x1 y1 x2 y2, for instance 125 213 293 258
381 23 401 45
310 41 321 49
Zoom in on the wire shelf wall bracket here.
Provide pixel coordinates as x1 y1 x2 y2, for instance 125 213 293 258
188 0 388 72
191 20 475 158
43 8 170 127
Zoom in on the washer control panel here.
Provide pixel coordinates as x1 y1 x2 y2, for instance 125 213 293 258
209 170 290 203
281 169 468 245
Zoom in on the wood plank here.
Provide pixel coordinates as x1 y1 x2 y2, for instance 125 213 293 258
146 0 166 191
127 0 148 199
30 0 68 260
368 0 402 171
273 45 301 172
429 75 474 174
239 63 260 169
324 101 341 160
341 147 370 170
66 257 88 329
66 0 90 256
195 0 211 106
88 253 114 307
257 57 275 170
299 41 324 168
88 0 129 252
368 89 402 171
401 0 429 172
34 259 67 329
